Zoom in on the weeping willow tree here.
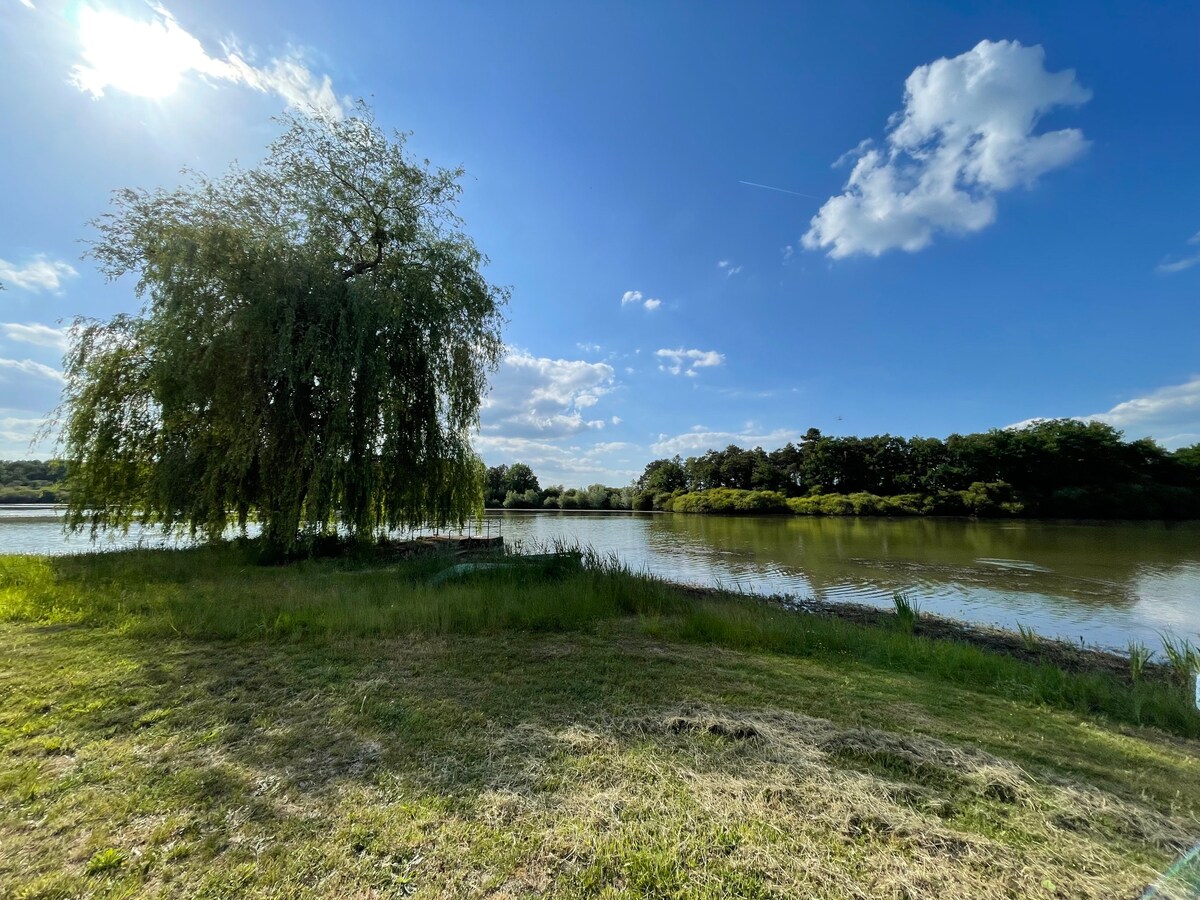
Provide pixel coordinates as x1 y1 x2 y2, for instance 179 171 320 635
58 105 506 554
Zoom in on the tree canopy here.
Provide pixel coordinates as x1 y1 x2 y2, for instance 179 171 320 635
627 420 1200 518
58 105 507 553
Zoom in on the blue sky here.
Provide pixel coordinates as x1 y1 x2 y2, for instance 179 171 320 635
1 1 1198 485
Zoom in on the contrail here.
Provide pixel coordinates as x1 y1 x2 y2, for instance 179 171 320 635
738 180 821 201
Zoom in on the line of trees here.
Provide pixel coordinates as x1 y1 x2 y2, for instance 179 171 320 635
633 420 1200 519
482 420 1200 519
483 463 634 510
0 460 68 503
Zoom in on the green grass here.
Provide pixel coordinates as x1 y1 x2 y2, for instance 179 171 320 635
1 545 1199 898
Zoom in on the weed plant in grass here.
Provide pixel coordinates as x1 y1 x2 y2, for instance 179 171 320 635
1161 634 1200 688
1017 623 1041 652
1130 641 1154 684
892 591 922 633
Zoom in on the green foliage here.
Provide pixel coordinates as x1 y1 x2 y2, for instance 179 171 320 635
628 419 1200 519
1017 623 1041 652
0 460 68 503
1160 634 1199 687
667 488 790 515
787 492 931 517
85 847 127 876
892 592 922 633
504 463 539 495
1128 641 1153 684
484 420 1200 520
57 105 506 553
634 455 689 497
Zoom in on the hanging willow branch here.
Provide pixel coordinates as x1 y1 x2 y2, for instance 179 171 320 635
57 103 507 553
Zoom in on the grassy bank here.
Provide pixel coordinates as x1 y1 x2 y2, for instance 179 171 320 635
2 546 1198 897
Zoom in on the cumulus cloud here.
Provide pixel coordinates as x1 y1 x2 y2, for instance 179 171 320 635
1087 378 1200 446
1009 376 1200 450
1156 231 1200 274
2 323 68 351
621 290 661 311
71 4 346 118
803 39 1090 258
472 435 640 486
656 348 724 377
0 255 78 293
479 350 616 440
651 425 801 456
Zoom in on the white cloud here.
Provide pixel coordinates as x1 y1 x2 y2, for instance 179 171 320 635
0 255 78 293
0 356 64 455
473 435 639 486
717 260 743 276
803 39 1090 258
1087 378 1200 444
1009 376 1200 449
651 426 800 456
479 350 615 440
781 245 795 262
0 414 50 458
71 4 346 119
18 0 35 9
621 290 661 311
2 323 68 351
611 416 622 426
0 357 64 382
1156 231 1200 274
656 348 724 377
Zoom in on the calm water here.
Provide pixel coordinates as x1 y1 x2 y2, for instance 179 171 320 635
2 506 1198 650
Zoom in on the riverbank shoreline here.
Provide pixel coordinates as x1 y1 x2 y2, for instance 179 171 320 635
668 582 1172 683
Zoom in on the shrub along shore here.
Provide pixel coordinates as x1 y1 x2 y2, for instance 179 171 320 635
1 543 1198 897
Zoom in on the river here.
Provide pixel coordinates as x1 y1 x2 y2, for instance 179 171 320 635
2 506 1197 651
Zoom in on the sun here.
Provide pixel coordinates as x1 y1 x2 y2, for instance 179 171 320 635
71 4 230 100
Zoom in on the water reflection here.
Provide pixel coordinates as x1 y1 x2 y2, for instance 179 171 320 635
497 512 1199 650
2 507 1197 650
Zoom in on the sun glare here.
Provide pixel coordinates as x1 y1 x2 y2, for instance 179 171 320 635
72 4 233 100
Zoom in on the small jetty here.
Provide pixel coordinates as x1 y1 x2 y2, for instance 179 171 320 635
414 533 504 555
382 518 506 557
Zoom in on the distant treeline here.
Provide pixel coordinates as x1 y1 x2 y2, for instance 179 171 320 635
484 463 635 510
491 420 1200 519
0 460 68 504
637 420 1200 518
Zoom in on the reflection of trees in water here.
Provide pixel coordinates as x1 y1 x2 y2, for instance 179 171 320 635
649 515 1200 610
